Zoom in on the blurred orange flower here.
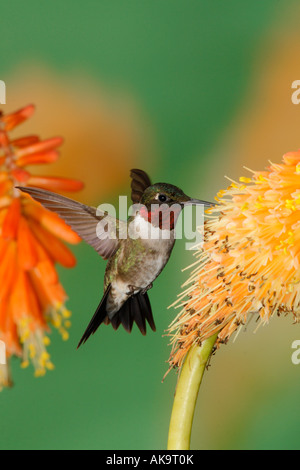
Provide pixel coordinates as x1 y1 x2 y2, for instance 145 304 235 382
168 150 300 370
0 105 83 389
6 65 152 204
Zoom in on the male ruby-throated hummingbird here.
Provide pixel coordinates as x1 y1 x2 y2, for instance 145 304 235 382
18 170 212 348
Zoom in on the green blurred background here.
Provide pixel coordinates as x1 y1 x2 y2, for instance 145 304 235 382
1 0 300 450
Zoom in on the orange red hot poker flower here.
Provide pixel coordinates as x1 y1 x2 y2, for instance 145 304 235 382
0 105 83 389
168 150 300 370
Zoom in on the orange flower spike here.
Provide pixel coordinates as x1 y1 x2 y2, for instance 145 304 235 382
0 297 9 339
34 242 59 286
168 149 300 371
11 135 40 148
0 105 83 388
10 168 31 183
29 269 70 341
0 130 10 147
2 198 21 240
17 150 59 167
10 270 31 322
16 137 63 159
29 220 77 268
3 303 22 358
23 202 81 244
17 217 39 270
0 179 13 197
25 277 46 326
29 270 57 312
26 175 84 192
0 237 9 258
0 242 17 304
1 104 35 131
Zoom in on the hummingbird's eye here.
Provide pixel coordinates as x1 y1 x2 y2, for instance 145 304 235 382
158 194 167 202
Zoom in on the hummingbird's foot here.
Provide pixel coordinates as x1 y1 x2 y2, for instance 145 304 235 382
126 283 153 296
141 283 153 295
126 285 139 296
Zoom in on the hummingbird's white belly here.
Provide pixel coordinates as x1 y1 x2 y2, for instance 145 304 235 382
106 215 175 316
129 214 175 284
107 251 170 315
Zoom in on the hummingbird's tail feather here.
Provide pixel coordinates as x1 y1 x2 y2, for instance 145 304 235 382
77 288 156 348
132 295 147 335
77 285 112 349
142 292 156 332
117 292 156 335
109 292 156 336
110 311 122 331
120 298 134 333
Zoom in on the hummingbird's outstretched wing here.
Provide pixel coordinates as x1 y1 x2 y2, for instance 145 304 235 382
17 187 125 260
130 169 151 203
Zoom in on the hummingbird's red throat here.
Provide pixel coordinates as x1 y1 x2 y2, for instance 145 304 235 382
139 204 181 230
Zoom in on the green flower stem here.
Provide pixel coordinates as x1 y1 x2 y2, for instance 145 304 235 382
167 333 218 450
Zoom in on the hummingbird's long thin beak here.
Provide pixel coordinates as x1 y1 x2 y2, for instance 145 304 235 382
184 198 215 207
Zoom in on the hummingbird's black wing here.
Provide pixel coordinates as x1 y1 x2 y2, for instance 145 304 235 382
130 169 152 203
17 187 124 260
77 284 112 348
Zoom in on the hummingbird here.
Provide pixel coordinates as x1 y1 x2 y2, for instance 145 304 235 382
18 169 212 348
